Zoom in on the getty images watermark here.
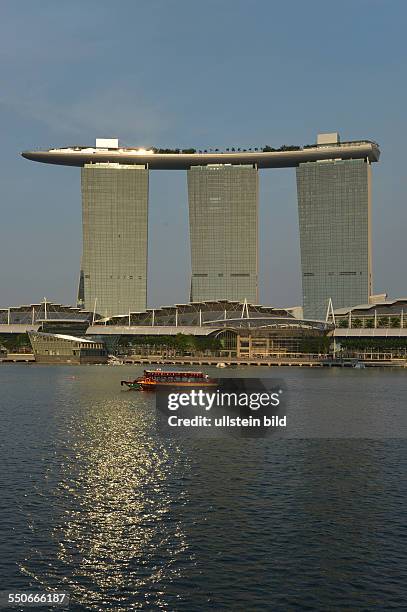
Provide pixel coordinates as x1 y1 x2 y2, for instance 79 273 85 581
156 378 287 438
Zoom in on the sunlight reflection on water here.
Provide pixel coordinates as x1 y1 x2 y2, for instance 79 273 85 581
0 365 406 610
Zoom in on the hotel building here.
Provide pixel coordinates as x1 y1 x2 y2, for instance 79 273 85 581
22 134 380 318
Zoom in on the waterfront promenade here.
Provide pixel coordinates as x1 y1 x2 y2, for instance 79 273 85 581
121 355 407 368
1 353 406 367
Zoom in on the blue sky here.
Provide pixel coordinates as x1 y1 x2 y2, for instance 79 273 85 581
1 0 406 308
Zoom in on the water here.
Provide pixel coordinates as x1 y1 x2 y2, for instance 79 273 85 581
0 365 406 610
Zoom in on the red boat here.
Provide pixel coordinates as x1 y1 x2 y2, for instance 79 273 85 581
121 369 218 391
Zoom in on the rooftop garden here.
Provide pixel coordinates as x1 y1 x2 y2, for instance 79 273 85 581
148 141 376 155
55 140 377 154
151 145 303 154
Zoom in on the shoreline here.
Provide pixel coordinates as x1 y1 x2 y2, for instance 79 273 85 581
1 355 406 368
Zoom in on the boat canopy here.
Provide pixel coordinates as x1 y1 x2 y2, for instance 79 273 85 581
144 370 206 378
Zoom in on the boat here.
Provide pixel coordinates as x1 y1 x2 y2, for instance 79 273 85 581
108 355 124 365
121 369 218 391
216 362 228 368
121 380 143 390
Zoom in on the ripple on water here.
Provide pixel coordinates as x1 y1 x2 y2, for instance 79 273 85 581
0 365 406 610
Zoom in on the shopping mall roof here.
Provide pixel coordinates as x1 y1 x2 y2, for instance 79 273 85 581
87 300 331 335
334 298 407 316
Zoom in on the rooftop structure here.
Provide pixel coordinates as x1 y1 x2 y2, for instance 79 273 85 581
333 297 407 317
331 298 407 330
88 299 330 333
0 300 98 335
22 138 380 169
331 299 407 350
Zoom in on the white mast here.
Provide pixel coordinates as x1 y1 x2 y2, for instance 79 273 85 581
241 298 249 319
92 298 97 325
325 298 335 325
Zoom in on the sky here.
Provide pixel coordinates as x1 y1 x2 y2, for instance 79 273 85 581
0 0 406 309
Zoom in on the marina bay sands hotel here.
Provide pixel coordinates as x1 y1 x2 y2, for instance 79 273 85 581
22 133 380 319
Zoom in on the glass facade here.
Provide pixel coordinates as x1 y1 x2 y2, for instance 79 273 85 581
187 165 258 303
80 163 148 317
297 159 372 319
